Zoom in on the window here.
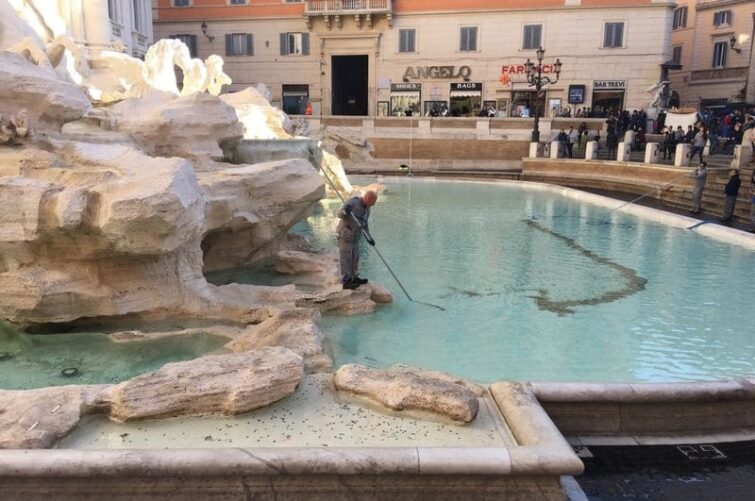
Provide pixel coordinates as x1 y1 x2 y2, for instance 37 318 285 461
230 0 247 4
133 0 147 33
459 26 478 52
713 10 732 27
399 29 416 53
522 24 542 50
173 0 190 6
225 33 254 56
603 22 624 48
673 7 687 30
280 32 309 55
171 34 197 57
672 46 682 65
712 41 727 68
108 0 119 22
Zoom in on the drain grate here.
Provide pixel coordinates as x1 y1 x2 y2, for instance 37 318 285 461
676 444 727 461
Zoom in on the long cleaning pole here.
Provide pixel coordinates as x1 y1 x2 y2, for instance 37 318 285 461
315 157 445 311
609 170 694 214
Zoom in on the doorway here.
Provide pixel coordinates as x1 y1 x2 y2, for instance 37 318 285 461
331 55 368 116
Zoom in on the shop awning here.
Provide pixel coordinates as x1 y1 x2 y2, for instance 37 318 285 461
390 91 421 97
449 90 481 97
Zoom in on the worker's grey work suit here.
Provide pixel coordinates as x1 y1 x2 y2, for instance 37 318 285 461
337 197 371 283
692 167 707 212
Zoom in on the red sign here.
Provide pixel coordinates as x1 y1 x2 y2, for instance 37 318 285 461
501 64 558 75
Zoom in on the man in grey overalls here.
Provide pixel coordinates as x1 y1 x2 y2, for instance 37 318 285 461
689 161 707 214
337 191 377 289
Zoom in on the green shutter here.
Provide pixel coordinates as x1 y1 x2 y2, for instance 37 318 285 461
246 34 253 55
225 34 232 56
280 33 288 55
302 32 310 55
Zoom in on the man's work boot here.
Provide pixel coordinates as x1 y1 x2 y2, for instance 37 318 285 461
343 280 360 290
355 277 368 284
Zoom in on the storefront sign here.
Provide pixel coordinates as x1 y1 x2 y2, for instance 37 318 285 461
568 85 586 104
501 64 558 75
390 83 421 92
403 65 472 80
450 82 482 91
593 80 626 90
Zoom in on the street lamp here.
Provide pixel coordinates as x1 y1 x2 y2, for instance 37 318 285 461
524 47 562 143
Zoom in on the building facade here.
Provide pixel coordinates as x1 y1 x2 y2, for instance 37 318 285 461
153 0 674 116
669 0 754 109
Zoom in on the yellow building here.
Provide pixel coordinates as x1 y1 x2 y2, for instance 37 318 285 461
670 0 754 108
153 0 675 116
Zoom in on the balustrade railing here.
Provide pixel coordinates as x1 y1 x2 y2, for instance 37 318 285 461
305 0 391 14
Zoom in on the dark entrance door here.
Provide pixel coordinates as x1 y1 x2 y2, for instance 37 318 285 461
331 55 368 116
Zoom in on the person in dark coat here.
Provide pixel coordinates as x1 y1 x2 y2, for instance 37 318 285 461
337 191 378 289
720 169 741 223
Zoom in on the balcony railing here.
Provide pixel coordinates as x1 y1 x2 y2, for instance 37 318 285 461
690 66 747 82
305 0 392 15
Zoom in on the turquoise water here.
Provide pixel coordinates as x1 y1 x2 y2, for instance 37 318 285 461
0 323 229 390
298 178 755 383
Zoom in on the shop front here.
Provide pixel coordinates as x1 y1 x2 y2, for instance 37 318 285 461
449 82 482 117
510 89 546 118
591 80 626 113
282 84 309 115
389 82 421 116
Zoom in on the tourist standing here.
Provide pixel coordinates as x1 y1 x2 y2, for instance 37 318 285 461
689 128 707 164
567 126 579 158
663 128 676 160
689 162 707 214
720 169 741 223
337 191 378 289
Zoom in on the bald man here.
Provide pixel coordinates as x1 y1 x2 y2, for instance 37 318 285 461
337 190 377 289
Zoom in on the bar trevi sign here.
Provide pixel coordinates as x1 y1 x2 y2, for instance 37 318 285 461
403 65 472 80
593 80 626 90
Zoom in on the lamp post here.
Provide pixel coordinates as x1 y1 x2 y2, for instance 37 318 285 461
525 47 562 143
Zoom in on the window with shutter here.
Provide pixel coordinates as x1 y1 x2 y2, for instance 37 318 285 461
460 26 477 52
173 0 190 6
712 41 727 68
522 25 542 50
672 46 682 65
713 10 732 27
673 7 687 30
603 22 624 48
281 33 307 56
226 33 252 56
399 29 416 53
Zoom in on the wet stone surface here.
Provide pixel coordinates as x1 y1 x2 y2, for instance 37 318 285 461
577 441 755 500
58 374 512 449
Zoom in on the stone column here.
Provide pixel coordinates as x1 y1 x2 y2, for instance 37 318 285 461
82 0 112 55
585 141 598 160
617 142 631 162
674 143 691 167
644 143 660 164
550 141 560 159
731 145 753 168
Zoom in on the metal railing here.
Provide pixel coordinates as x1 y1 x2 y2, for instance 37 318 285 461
305 0 391 15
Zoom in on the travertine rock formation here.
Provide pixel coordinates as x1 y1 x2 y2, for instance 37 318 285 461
110 92 243 161
226 308 332 373
334 364 482 424
0 385 110 449
220 86 292 140
0 52 90 130
109 347 303 421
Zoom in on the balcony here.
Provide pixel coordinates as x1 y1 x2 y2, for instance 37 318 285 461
304 0 393 29
690 66 747 82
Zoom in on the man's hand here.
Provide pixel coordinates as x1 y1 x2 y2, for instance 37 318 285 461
366 236 376 246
